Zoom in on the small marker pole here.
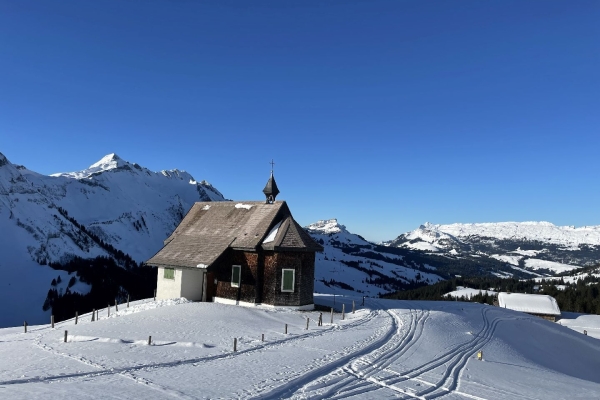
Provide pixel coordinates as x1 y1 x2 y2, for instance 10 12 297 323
107 304 110 317
91 309 95 322
115 299 118 312
330 308 334 324
24 321 27 333
51 315 54 329
154 290 156 301
352 300 355 314
127 295 130 308
342 304 345 320
75 312 78 325
285 324 288 334
64 330 68 343
319 313 323 326
261 333 264 342
306 318 309 330
233 338 237 352
148 336 152 345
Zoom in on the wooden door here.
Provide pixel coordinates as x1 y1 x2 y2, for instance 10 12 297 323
206 272 217 302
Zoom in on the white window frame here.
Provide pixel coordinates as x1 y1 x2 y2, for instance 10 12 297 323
231 265 241 288
281 269 295 293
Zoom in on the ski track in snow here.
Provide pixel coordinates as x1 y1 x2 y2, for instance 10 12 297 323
266 304 523 400
1 299 598 399
1 308 380 399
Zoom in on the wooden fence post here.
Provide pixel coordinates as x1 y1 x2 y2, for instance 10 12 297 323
91 309 95 322
51 315 54 328
330 308 334 324
233 338 237 352
319 313 323 326
285 323 288 334
127 295 130 308
115 299 118 312
64 330 68 343
75 312 78 325
148 336 152 345
352 300 355 314
261 333 264 342
342 304 345 320
24 321 27 333
306 318 309 330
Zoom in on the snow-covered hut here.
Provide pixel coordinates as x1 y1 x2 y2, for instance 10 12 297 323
497 292 561 321
145 171 323 309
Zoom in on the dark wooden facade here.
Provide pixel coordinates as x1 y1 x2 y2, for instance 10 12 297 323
147 199 323 308
210 249 315 307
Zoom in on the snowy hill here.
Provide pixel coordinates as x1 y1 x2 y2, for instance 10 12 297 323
1 296 600 399
306 219 444 297
387 221 600 277
0 151 224 327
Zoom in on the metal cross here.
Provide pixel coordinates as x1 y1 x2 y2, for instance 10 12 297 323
270 159 275 172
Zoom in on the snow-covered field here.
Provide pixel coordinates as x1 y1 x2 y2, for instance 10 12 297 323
1 295 599 399
523 259 578 274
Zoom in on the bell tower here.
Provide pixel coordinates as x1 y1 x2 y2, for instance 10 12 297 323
263 160 280 204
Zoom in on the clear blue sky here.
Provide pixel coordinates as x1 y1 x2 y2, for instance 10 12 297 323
1 0 599 242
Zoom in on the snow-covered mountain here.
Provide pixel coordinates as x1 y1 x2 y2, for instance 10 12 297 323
0 151 224 327
387 221 600 277
305 219 444 297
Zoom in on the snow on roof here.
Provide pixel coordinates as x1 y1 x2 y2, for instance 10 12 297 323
498 292 561 316
262 220 282 244
235 203 253 210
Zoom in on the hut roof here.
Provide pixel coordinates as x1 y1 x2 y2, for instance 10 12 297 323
498 292 561 316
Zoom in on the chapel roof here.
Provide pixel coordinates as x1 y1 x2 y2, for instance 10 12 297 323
146 200 322 269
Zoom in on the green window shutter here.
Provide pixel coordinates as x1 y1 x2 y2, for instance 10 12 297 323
282 269 295 292
232 265 241 287
164 268 175 280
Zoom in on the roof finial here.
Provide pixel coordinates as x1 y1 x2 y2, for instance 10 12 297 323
263 160 280 204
